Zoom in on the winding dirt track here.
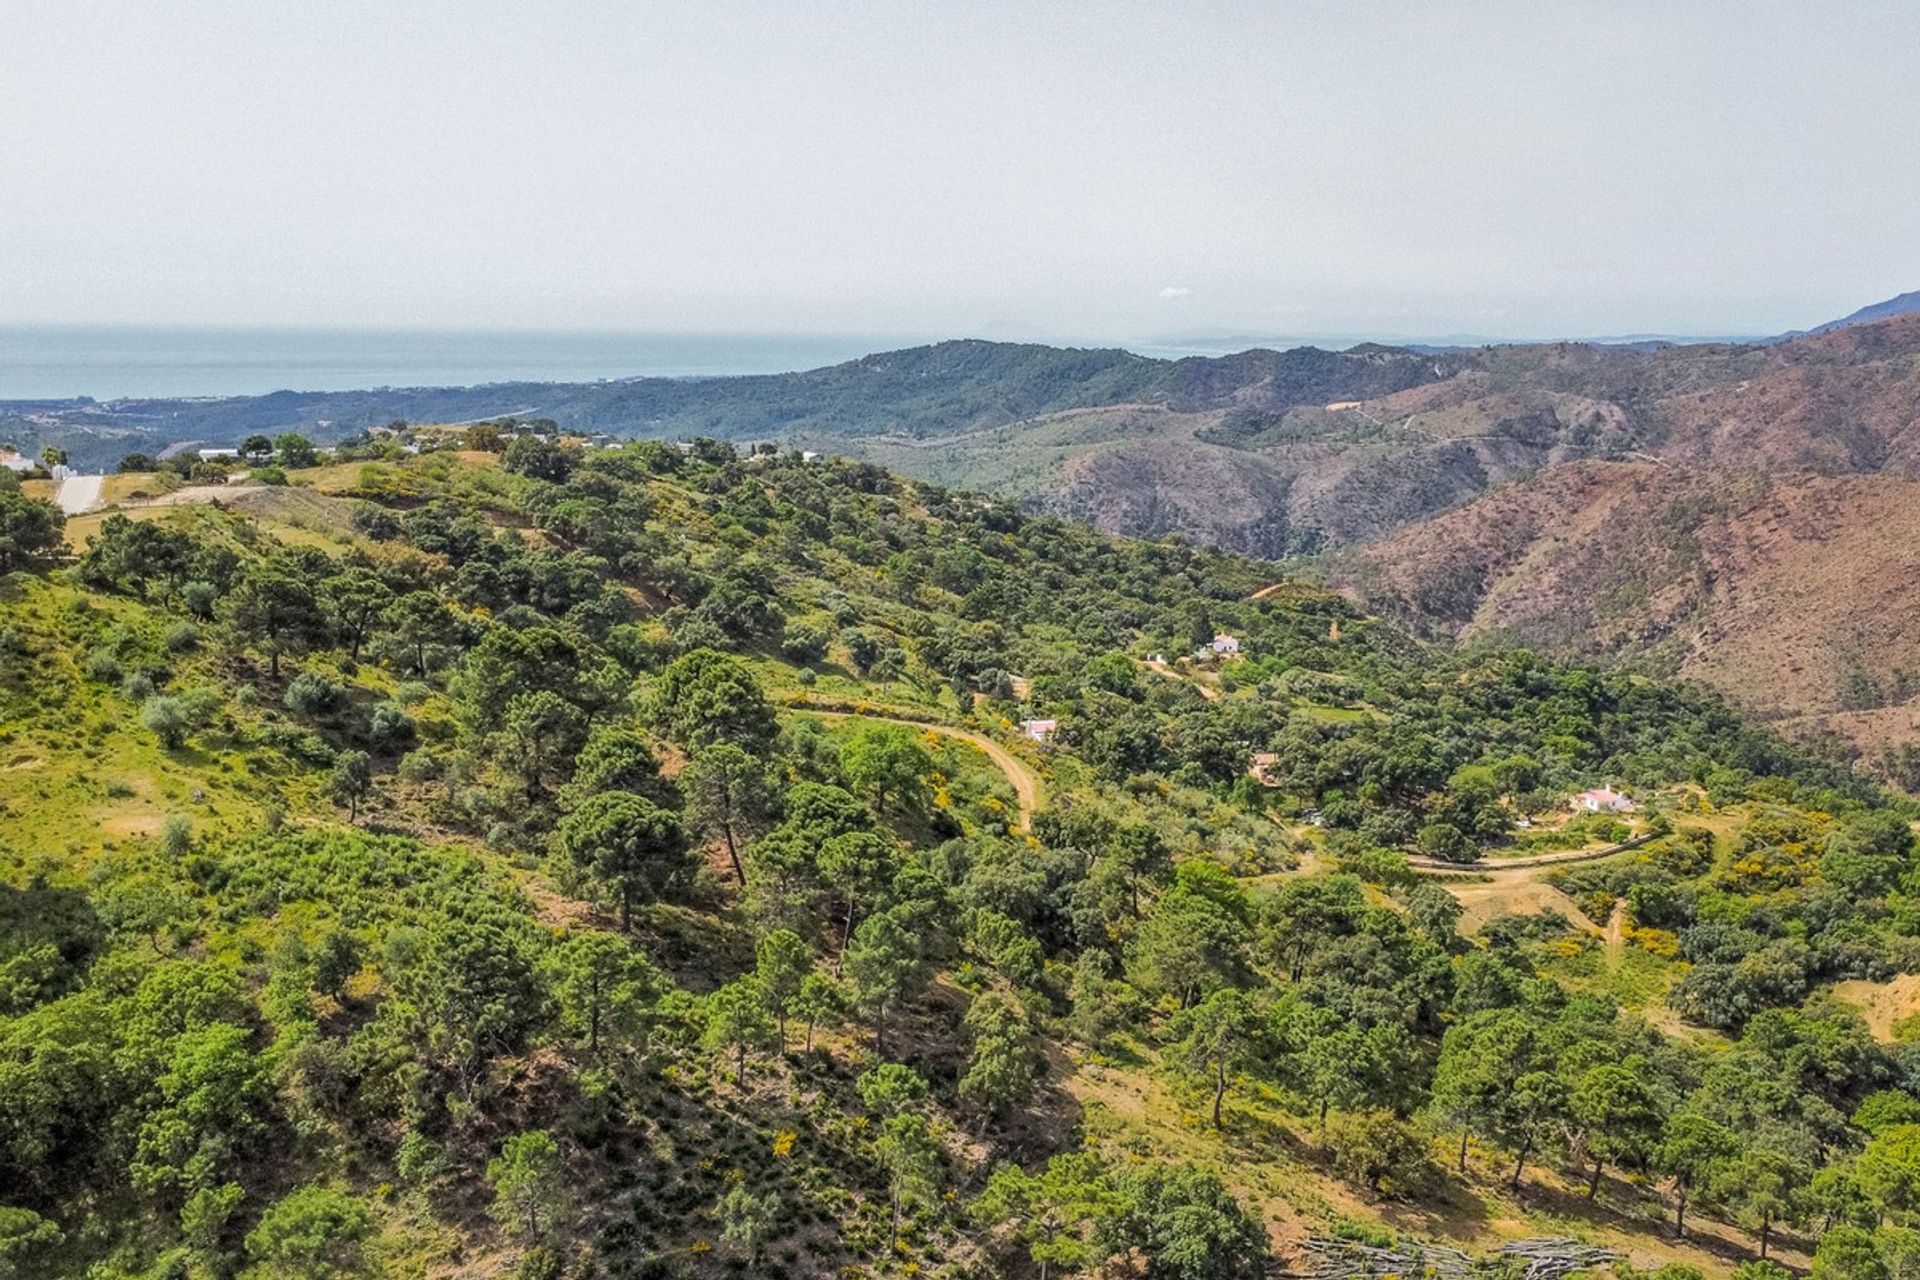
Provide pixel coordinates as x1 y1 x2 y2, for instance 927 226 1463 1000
1141 657 1221 701
1406 832 1653 872
788 706 1040 829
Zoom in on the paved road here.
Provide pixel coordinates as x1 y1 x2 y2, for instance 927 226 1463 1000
789 705 1040 829
54 473 104 515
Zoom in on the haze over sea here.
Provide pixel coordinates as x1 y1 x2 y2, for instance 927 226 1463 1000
0 326 935 400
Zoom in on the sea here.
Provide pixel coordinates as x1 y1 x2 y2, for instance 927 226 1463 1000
0 325 937 401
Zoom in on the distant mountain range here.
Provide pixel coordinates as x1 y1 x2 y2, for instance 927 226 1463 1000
0 339 1458 469
7 292 1916 470
1766 289 1920 343
1145 291 1920 354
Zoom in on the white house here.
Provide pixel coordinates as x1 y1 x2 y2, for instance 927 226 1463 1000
1575 787 1635 814
0 451 35 474
1018 718 1058 744
1211 634 1241 656
197 448 239 460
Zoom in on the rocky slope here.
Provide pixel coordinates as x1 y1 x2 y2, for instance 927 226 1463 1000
849 313 1920 560
1326 459 1920 767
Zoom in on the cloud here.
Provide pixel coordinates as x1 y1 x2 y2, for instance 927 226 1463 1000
1157 286 1193 300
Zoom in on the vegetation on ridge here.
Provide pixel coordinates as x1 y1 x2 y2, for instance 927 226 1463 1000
4 434 1920 1279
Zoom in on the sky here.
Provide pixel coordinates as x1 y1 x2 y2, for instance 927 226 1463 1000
4 0 1919 344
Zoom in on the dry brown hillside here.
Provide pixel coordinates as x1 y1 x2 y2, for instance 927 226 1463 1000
1329 460 1920 766
846 313 1920 560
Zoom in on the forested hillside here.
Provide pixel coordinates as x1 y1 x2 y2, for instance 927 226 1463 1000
6 433 1920 1279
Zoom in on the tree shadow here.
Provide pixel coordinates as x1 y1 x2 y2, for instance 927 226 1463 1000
1514 1167 1764 1265
632 901 758 996
989 1036 1090 1168
1374 1177 1495 1240
161 742 219 769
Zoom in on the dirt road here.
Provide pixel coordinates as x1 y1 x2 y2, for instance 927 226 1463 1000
1603 899 1628 955
1141 658 1220 701
119 482 268 507
1441 868 1605 938
1407 833 1652 872
790 706 1040 829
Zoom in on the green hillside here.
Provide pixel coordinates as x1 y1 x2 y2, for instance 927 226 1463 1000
3 436 1920 1279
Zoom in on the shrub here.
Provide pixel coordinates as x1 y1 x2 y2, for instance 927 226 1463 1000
285 671 348 719
392 680 432 706
1327 1110 1437 1198
397 749 442 782
368 702 416 748
781 620 831 664
1415 822 1475 863
141 696 192 747
180 581 219 617
245 1185 373 1277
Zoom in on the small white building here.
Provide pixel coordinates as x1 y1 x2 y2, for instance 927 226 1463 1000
197 448 239 460
0 451 35 474
1575 787 1635 814
1211 634 1241 656
1018 718 1058 744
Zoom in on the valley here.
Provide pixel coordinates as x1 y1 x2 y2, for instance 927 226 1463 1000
4 434 1919 1278
12 6 1917 1277
16 306 1920 767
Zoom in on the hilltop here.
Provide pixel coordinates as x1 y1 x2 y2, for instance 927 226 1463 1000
5 436 1920 1277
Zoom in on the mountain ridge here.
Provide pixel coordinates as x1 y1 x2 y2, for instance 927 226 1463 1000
1775 288 1920 341
12 303 1920 758
9 291 1917 473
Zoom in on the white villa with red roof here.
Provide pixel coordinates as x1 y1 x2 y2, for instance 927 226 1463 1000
1574 787 1635 814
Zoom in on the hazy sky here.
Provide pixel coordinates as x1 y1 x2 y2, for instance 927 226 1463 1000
4 0 1918 342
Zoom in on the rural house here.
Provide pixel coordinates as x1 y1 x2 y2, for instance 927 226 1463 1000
1574 787 1635 814
1018 718 1058 744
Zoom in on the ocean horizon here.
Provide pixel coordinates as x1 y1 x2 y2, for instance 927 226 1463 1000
0 324 943 400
